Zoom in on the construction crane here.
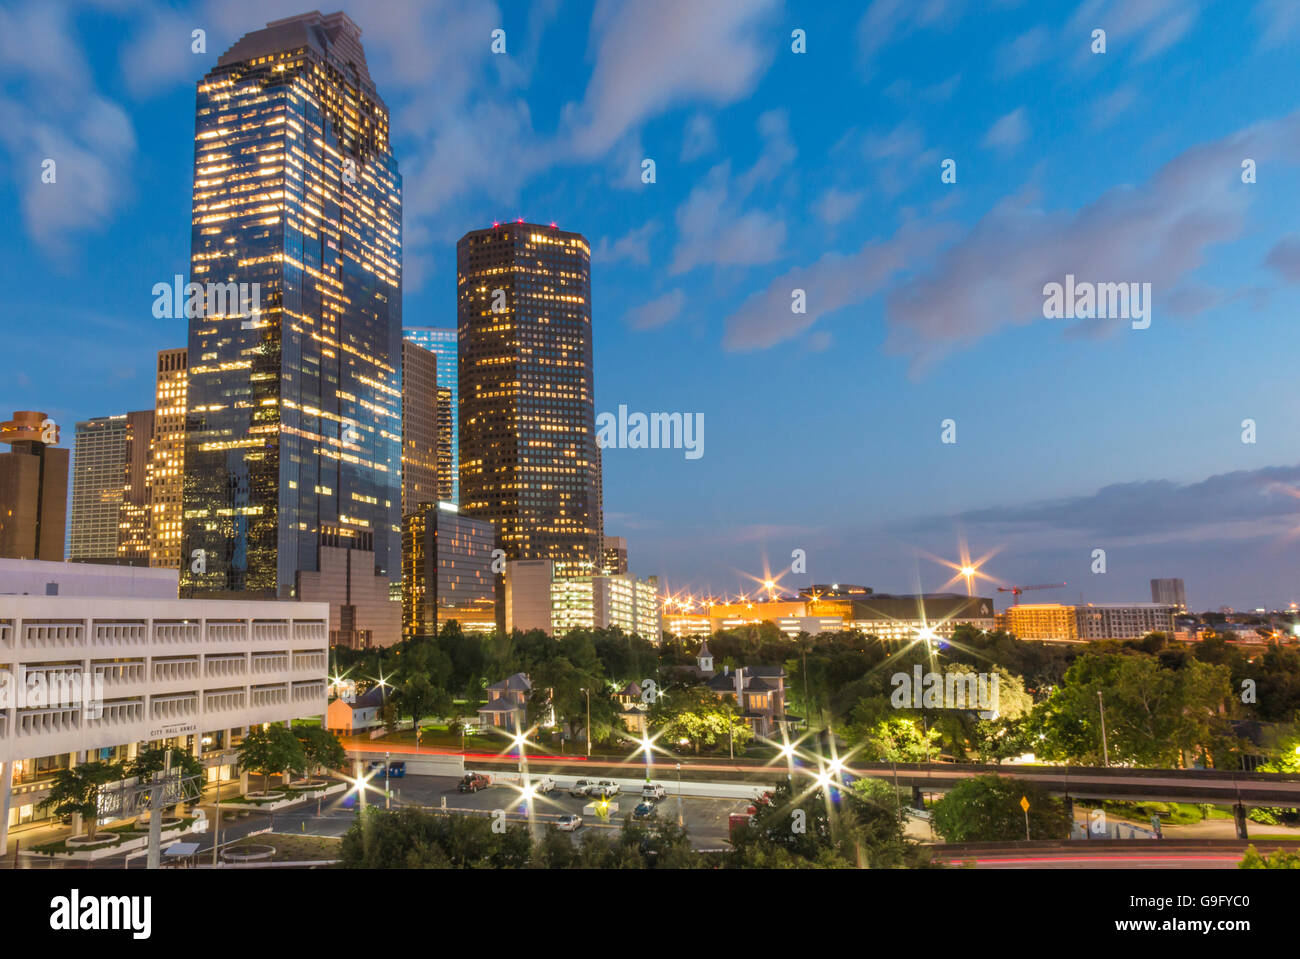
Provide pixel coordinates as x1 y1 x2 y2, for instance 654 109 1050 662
997 583 1066 605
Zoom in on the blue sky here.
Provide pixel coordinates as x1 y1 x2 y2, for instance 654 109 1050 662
3 0 1300 610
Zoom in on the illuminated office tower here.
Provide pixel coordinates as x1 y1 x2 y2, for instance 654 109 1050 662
436 385 453 501
401 340 439 514
148 348 188 569
403 326 458 503
117 409 155 564
69 412 152 564
181 12 402 598
457 222 602 575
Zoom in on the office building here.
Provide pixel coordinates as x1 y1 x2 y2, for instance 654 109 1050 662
181 11 402 599
295 527 400 649
0 412 68 562
117 409 155 564
69 412 152 564
436 385 453 502
458 222 602 576
401 502 497 638
1001 602 1177 642
504 559 660 639
601 535 628 575
148 348 188 570
403 326 458 503
1151 578 1188 613
0 559 328 854
401 340 440 514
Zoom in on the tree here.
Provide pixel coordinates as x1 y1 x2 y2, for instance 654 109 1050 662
394 675 440 733
648 686 752 754
340 807 532 868
37 762 124 840
729 777 920 868
127 746 204 815
296 726 347 777
1240 845 1300 869
847 713 942 763
236 724 306 794
931 775 1069 842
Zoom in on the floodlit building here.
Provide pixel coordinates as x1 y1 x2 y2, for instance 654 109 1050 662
0 560 328 854
0 412 68 563
295 528 400 649
401 340 441 515
69 412 153 564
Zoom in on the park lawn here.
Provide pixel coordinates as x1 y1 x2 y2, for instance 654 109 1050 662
225 832 342 863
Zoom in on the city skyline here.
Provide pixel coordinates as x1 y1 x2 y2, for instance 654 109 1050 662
4 2 1300 608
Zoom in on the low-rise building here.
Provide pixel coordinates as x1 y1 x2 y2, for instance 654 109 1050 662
0 562 328 853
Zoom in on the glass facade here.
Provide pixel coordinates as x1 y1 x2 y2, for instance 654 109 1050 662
457 223 602 576
402 502 497 637
180 13 402 597
403 326 458 503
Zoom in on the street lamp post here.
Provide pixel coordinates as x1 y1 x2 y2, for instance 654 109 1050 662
1097 691 1110 767
580 687 591 757
211 758 222 868
676 762 683 827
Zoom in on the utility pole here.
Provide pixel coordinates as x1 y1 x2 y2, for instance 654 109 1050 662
1097 691 1110 767
212 757 222 868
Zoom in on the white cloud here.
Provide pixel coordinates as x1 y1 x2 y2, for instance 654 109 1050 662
982 107 1029 151
625 289 686 330
815 187 867 225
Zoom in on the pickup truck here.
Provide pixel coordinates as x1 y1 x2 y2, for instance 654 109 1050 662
569 779 595 797
458 773 489 793
533 777 557 794
589 780 620 797
642 783 667 800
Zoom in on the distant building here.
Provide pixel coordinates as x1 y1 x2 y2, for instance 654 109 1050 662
403 327 459 503
148 349 187 570
1150 578 1187 613
401 502 496 638
401 340 441 515
601 536 628 575
1002 602 1177 642
700 589 993 640
505 559 661 638
296 527 401 649
69 411 152 564
0 557 177 597
0 412 68 562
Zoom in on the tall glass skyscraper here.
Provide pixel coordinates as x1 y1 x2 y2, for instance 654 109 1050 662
457 222 602 575
403 326 458 503
181 12 402 598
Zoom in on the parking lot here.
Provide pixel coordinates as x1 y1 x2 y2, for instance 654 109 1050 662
363 773 755 848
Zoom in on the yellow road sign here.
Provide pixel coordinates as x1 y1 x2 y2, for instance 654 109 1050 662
1019 796 1030 812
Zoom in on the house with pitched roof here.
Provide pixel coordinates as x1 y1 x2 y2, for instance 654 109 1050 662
706 664 791 738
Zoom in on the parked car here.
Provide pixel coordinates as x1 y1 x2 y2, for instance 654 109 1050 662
633 801 658 820
556 814 583 832
387 761 406 778
569 779 595 797
642 783 667 800
534 776 557 794
367 760 387 774
458 773 489 793
590 780 620 797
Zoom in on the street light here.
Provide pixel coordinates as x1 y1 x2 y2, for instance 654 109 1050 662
1097 691 1110 767
385 751 390 810
580 687 591 757
676 762 683 827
